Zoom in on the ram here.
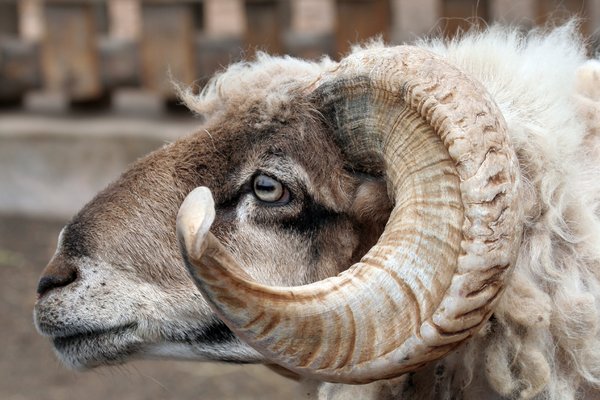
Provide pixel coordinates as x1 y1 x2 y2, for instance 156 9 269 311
34 25 600 399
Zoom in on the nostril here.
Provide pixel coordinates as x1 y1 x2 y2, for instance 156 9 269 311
37 258 78 298
36 272 77 298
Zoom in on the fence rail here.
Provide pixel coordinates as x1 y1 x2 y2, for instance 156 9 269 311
1 0 599 109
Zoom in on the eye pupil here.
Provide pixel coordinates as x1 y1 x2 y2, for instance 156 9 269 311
256 181 275 192
253 174 286 203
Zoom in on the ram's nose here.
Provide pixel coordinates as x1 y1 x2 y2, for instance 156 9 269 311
37 255 79 298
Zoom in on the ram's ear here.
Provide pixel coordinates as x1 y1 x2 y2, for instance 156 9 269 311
349 177 393 225
346 178 393 259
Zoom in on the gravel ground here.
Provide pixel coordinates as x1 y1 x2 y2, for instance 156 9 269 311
0 214 307 400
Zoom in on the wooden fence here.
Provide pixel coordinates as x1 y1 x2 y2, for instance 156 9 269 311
1 0 599 108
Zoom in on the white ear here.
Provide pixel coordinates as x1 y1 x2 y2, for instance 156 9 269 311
176 186 216 260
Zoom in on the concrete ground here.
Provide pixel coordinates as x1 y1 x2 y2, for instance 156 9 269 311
0 102 307 399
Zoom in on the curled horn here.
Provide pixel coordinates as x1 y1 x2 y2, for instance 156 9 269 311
176 46 523 383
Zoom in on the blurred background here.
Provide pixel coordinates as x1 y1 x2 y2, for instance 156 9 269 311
0 1 599 399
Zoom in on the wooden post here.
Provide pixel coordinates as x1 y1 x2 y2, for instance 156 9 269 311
196 0 245 85
101 0 141 88
0 0 40 105
140 2 196 99
391 0 440 43
245 0 283 55
336 0 390 55
285 0 335 58
490 0 536 26
290 0 335 36
19 0 44 42
0 1 19 36
41 1 103 101
440 0 489 37
108 0 141 40
204 0 245 38
589 0 600 29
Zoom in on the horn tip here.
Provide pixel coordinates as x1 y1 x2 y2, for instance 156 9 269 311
176 186 216 260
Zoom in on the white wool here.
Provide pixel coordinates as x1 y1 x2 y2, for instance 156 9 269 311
179 52 336 122
182 24 600 399
416 25 600 399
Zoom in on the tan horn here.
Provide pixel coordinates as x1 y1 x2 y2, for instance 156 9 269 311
176 46 523 384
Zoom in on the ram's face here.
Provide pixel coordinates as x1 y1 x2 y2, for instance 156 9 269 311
34 45 521 384
33 100 389 369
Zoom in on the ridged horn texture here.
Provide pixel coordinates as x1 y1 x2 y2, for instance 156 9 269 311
176 46 523 384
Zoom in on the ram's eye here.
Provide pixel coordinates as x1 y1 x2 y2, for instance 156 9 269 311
252 174 289 204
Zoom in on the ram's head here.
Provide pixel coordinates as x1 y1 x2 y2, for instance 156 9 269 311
34 46 522 383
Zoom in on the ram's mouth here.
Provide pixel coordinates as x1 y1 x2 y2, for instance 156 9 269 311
52 323 137 346
50 323 142 369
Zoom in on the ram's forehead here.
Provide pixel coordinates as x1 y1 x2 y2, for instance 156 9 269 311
179 52 337 120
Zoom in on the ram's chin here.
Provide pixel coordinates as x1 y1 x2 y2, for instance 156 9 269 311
142 341 264 364
50 325 143 370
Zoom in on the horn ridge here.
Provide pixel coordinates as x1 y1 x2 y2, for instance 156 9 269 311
177 45 523 383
